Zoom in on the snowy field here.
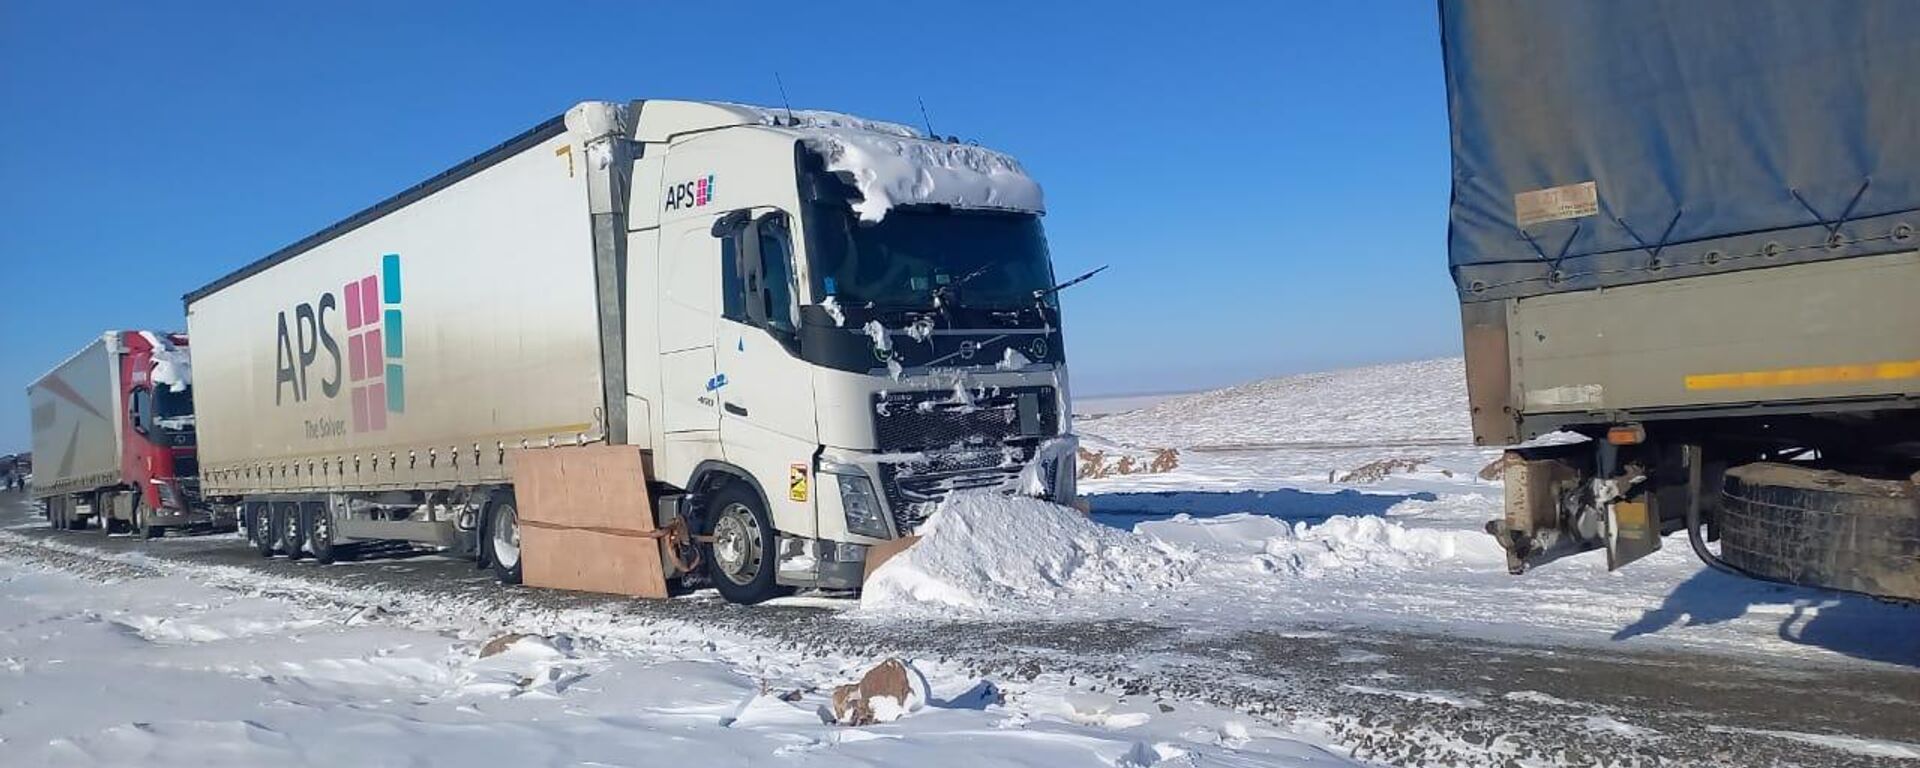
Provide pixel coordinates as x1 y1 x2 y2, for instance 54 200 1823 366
873 358 1918 666
0 557 1355 767
4 357 1918 767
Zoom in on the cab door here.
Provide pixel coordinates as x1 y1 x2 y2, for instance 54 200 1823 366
657 216 722 436
715 209 821 536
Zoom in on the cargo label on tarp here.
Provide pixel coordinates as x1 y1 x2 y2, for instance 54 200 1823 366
1514 181 1598 227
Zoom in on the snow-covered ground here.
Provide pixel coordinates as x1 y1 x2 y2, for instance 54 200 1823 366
0 555 1355 767
5 356 1917 767
870 358 1920 666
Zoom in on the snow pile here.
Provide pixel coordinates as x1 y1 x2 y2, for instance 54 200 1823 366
862 493 1196 611
1269 515 1502 574
1081 358 1468 449
1136 513 1503 578
862 493 1500 614
458 634 593 699
799 129 1044 222
563 100 631 140
139 331 191 392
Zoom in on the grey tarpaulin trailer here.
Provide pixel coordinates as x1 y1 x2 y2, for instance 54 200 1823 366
1441 0 1920 600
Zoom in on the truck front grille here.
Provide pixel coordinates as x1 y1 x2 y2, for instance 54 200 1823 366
877 442 1038 534
872 386 1058 453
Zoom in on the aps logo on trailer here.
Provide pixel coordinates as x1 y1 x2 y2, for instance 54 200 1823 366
274 253 406 437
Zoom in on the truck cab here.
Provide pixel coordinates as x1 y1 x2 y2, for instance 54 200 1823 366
119 332 204 531
606 102 1077 599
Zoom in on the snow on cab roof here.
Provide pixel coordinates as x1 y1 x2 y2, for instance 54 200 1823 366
588 100 1046 222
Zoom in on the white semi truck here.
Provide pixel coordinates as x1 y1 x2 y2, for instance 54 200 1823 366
184 100 1078 603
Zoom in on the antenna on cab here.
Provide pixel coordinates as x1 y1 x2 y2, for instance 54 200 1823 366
918 97 938 139
774 72 795 126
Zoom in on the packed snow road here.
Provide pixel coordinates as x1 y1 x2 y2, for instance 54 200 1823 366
7 360 1920 766
5 489 1917 767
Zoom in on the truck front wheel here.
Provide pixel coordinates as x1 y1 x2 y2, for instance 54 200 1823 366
704 484 787 605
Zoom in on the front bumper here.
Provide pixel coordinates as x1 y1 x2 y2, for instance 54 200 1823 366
823 434 1079 539
771 437 1078 591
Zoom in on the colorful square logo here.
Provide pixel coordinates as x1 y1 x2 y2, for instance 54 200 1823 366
344 253 404 432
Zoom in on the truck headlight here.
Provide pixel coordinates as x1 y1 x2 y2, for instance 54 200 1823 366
840 474 890 539
822 461 890 539
154 482 182 510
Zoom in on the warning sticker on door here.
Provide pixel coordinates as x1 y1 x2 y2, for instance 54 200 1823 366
1514 181 1598 227
788 464 809 502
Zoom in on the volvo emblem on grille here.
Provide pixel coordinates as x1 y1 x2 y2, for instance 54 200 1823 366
958 340 979 360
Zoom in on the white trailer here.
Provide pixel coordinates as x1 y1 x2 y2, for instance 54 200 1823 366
185 100 1078 602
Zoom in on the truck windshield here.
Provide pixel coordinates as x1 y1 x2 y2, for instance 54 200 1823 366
805 205 1056 312
153 386 193 423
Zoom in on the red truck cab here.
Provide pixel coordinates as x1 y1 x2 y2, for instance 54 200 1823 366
119 332 202 528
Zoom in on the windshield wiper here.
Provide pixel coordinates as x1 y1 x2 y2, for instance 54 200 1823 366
1033 264 1109 300
932 263 996 310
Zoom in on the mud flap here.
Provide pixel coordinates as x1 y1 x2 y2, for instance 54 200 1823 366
1604 498 1660 570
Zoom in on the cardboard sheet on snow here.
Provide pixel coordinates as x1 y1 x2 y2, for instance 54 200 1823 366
508 445 667 598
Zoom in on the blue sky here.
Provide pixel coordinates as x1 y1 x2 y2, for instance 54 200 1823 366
0 1 1457 451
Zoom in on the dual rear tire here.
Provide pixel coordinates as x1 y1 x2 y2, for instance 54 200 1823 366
245 502 339 565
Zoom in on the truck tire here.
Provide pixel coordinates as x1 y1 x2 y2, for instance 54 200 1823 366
483 493 523 585
703 484 788 605
302 503 336 565
1720 463 1920 601
268 503 297 556
277 503 306 561
135 497 163 539
48 499 64 530
249 504 277 557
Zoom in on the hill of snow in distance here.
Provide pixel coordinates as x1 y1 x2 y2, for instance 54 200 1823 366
1078 358 1469 449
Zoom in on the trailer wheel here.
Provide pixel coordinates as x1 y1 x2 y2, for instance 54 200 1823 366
249 504 277 557
703 484 787 605
48 499 65 530
483 493 523 585
277 503 306 561
303 503 336 565
1720 463 1920 601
